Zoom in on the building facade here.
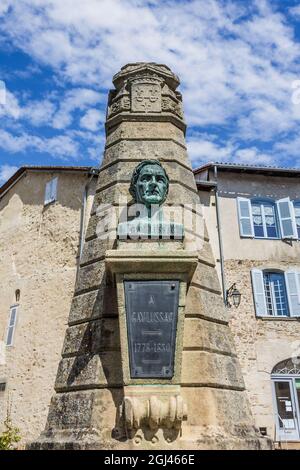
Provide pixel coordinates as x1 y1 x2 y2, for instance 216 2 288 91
196 163 300 447
1 161 300 447
0 166 97 446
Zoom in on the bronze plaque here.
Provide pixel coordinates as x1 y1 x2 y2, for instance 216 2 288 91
124 280 179 378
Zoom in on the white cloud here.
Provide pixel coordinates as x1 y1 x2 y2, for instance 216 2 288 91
51 88 102 129
0 129 78 159
187 136 234 165
80 109 103 131
0 164 18 185
0 1 300 166
0 0 298 139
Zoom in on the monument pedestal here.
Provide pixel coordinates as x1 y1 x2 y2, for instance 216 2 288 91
29 63 271 450
105 248 197 447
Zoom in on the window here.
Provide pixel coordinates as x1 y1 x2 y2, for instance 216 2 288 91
6 306 18 346
252 200 279 239
294 202 300 239
263 272 289 316
44 176 58 205
237 197 299 240
0 382 6 393
251 269 300 317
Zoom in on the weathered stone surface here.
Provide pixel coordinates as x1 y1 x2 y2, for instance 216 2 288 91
185 286 229 323
183 317 235 354
198 240 216 267
182 387 253 428
45 389 123 431
105 121 186 147
102 140 190 168
55 353 123 391
62 318 120 356
75 261 105 293
69 288 118 325
81 237 116 266
192 261 222 294
181 351 244 389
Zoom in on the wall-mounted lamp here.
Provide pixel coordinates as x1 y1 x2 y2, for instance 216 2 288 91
226 283 241 308
15 289 20 303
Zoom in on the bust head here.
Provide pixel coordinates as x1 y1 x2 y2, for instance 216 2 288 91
129 160 169 207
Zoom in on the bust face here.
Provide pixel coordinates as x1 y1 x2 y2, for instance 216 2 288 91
136 164 168 207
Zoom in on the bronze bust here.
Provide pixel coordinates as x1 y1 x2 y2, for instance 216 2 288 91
129 160 169 207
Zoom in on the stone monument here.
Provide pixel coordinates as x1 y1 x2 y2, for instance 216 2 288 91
29 63 270 450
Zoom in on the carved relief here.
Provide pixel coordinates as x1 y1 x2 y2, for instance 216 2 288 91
108 95 131 117
121 395 188 432
131 82 162 113
162 97 183 118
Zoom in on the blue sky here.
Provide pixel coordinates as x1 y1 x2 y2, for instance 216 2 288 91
1 0 300 185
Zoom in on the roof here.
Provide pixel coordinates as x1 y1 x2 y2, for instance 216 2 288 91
0 165 99 199
193 161 300 178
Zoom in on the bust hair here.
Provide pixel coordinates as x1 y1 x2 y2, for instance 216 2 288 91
129 160 169 200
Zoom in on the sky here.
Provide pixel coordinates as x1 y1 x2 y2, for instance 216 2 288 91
1 0 300 185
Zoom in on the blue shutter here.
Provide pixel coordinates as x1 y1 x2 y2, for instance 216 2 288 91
251 269 267 316
237 198 254 237
285 271 300 317
276 198 297 239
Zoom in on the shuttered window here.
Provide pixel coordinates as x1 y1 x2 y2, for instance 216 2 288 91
293 202 300 239
276 198 298 239
285 271 300 317
252 269 300 318
6 306 18 346
251 269 268 316
44 177 58 205
237 198 254 237
237 197 299 240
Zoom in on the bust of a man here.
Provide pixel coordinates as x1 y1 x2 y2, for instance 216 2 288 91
129 160 169 208
117 160 183 239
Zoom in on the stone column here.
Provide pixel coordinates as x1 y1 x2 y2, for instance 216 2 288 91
29 63 270 450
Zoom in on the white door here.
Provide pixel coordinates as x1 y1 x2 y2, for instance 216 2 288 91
273 379 300 441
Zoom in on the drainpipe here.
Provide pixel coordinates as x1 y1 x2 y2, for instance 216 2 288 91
213 165 227 304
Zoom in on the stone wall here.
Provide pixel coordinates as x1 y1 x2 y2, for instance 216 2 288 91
198 170 300 441
0 169 96 446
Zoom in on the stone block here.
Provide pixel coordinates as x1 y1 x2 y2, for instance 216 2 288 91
55 352 123 391
62 318 120 356
181 351 245 389
185 286 228 323
69 287 119 325
192 262 222 293
75 261 106 293
105 121 186 147
181 387 254 431
81 237 117 266
102 140 191 170
183 318 235 354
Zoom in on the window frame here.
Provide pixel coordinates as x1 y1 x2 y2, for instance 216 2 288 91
251 198 280 240
5 304 19 347
293 200 300 240
44 176 58 206
263 270 290 317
